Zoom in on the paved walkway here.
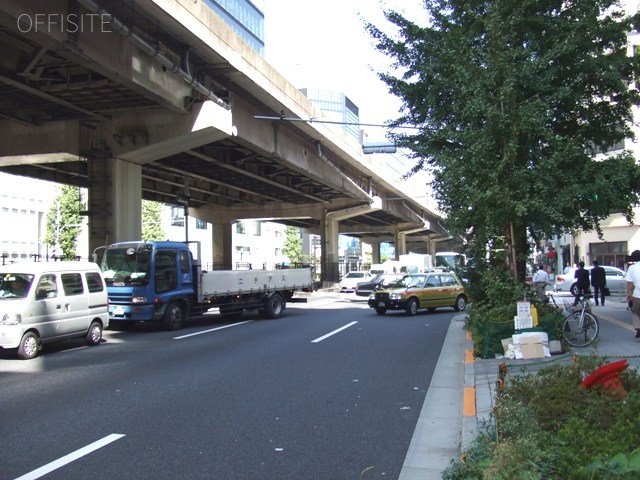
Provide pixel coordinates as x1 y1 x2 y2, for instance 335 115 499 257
399 297 640 480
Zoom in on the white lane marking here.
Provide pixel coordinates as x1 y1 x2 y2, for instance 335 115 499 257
173 320 253 339
15 433 125 480
311 321 358 343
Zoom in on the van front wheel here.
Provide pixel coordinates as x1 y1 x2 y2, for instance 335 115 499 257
86 321 103 346
163 302 185 330
18 332 39 360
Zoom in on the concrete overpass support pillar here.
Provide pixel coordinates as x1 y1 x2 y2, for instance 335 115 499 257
87 158 141 256
371 242 382 265
322 216 340 285
396 223 431 260
395 228 408 258
212 222 233 270
322 197 382 286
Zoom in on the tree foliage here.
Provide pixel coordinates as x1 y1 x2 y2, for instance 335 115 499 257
368 0 640 279
141 200 165 241
283 226 303 265
44 185 84 259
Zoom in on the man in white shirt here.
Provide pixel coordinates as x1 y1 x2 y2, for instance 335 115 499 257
532 264 549 298
625 250 640 339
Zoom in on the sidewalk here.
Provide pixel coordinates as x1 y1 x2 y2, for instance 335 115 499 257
399 297 640 480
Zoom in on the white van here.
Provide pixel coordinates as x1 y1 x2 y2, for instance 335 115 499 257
0 261 109 359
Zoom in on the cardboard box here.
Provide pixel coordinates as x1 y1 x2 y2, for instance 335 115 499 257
512 332 550 359
520 342 546 359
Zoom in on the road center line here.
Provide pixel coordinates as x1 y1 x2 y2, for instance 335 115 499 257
311 321 358 343
15 433 125 480
173 320 253 339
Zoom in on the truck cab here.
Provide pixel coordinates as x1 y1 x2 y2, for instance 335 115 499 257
99 241 196 329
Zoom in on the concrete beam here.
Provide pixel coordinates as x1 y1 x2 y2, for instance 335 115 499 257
192 202 325 225
117 100 233 164
0 119 81 158
2 0 194 113
231 97 371 203
326 197 382 222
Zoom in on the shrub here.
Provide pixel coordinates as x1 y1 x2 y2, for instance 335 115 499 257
444 357 640 479
465 265 566 358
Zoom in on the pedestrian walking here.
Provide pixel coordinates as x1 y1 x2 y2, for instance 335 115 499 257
625 250 640 338
590 260 607 306
573 261 590 306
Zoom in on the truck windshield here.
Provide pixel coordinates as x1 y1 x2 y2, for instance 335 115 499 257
435 254 466 271
101 247 150 286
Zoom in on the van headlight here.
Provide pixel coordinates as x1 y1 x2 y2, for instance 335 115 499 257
1 313 21 325
368 292 375 300
389 293 402 300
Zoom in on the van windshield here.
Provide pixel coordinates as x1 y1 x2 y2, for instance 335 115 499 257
0 274 34 299
101 247 151 286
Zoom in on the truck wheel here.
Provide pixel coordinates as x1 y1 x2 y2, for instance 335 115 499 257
263 293 285 319
405 298 419 316
374 307 387 315
18 331 39 360
86 321 103 345
163 302 185 330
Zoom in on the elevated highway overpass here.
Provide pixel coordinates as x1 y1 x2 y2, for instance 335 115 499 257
0 0 450 282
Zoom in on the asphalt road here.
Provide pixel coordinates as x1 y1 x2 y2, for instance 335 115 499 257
0 292 456 480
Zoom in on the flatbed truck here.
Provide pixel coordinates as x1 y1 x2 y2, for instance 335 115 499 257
96 240 313 330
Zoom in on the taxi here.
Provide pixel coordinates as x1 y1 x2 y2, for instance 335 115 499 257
367 272 467 315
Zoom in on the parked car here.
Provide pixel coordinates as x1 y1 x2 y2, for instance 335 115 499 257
554 265 627 296
338 271 372 293
0 261 109 359
367 272 467 315
355 273 405 297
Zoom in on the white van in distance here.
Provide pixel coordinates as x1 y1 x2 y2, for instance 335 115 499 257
0 261 109 359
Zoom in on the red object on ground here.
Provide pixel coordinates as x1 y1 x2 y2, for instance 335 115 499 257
582 359 629 400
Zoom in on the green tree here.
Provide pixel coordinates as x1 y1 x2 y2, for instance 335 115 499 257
283 226 303 265
44 185 84 259
142 200 165 241
368 0 640 280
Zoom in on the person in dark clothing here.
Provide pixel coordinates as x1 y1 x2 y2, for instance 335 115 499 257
590 260 607 306
573 261 591 306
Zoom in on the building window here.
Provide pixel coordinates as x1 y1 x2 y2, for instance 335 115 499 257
196 218 207 230
171 207 184 227
203 0 264 54
253 221 262 236
236 221 245 234
590 241 627 270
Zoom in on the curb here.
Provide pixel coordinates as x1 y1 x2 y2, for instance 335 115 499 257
461 324 478 450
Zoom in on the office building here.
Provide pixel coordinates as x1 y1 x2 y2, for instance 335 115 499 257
203 0 265 55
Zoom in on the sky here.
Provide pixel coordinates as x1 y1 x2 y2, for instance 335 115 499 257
262 0 434 201
263 1 428 130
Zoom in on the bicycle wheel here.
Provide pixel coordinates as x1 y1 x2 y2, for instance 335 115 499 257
562 312 599 347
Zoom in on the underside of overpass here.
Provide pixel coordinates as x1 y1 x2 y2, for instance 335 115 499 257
0 0 450 279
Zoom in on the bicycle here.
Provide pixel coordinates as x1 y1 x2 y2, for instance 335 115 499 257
558 293 599 347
